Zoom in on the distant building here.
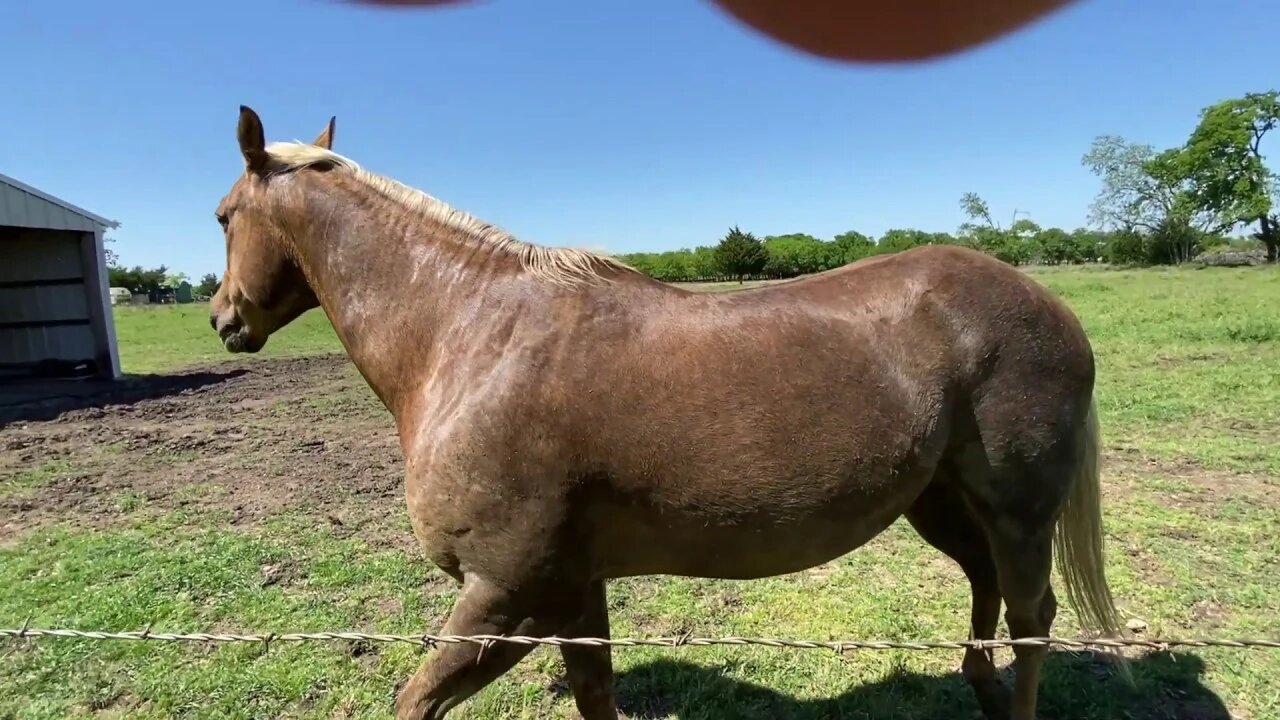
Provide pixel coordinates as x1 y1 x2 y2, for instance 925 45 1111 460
147 287 177 304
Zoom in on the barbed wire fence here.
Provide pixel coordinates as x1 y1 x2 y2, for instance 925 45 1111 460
3 626 1278 655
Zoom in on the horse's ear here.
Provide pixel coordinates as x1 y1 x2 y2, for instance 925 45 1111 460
313 116 336 150
237 105 269 173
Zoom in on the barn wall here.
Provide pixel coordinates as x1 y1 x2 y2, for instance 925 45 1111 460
0 226 104 376
84 228 122 378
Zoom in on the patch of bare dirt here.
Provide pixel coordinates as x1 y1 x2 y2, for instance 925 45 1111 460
1152 351 1230 370
1117 542 1176 587
0 354 409 547
1101 450 1278 511
1187 599 1230 630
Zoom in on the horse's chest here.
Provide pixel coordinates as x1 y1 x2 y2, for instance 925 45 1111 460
401 426 565 572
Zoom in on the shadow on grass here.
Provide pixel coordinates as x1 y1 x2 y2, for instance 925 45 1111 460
0 368 246 426
611 650 1229 720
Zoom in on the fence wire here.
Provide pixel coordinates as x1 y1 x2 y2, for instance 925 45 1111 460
3 627 1279 654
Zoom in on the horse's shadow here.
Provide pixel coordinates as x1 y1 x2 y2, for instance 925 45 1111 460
0 368 245 425
607 650 1230 720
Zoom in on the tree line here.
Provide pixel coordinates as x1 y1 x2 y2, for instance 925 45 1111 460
103 91 1276 291
107 262 220 298
617 201 1155 284
618 89 1278 282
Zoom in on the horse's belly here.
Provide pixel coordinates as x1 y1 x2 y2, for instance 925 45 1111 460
625 521 890 580
595 471 931 580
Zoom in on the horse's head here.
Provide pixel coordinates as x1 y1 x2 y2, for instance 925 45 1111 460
209 106 331 353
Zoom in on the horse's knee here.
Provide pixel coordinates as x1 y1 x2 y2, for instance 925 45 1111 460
1038 586 1058 628
394 574 585 720
559 582 619 719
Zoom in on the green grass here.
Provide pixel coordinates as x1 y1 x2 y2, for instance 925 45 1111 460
1034 265 1280 473
113 305 340 375
4 264 1277 718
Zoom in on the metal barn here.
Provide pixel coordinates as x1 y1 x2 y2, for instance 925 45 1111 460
0 172 121 383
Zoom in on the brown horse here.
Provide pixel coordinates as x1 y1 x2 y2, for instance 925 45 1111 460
210 106 1125 720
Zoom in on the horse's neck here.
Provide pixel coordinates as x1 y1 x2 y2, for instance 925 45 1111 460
290 177 525 422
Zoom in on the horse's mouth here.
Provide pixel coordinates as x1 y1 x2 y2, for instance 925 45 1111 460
222 330 264 354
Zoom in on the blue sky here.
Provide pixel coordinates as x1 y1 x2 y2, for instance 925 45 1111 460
2 0 1277 278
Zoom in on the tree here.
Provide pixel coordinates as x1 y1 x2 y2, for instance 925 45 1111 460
1147 215 1205 265
1068 228 1107 263
107 265 169 293
196 273 221 297
1035 228 1075 265
957 192 1037 265
164 271 190 288
713 226 768 282
959 192 997 228
762 233 837 278
958 193 1004 256
832 230 874 264
647 250 695 282
1103 228 1147 265
1010 217 1041 240
1081 135 1215 236
104 236 119 267
1175 91 1280 262
877 228 933 253
618 247 724 282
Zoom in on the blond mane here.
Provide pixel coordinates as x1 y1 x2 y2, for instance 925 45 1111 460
263 142 631 287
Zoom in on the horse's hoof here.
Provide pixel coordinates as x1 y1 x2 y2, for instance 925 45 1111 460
974 682 1012 720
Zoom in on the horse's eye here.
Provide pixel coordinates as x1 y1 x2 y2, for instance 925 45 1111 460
215 213 229 227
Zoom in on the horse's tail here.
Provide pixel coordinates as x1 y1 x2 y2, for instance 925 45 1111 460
1052 397 1131 676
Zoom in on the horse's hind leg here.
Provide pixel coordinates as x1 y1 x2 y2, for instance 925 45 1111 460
906 471 1010 720
955 398 1097 720
987 520 1057 720
950 449 1063 720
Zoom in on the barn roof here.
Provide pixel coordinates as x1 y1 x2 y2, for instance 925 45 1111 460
0 172 120 232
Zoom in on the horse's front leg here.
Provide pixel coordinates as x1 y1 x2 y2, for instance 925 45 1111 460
394 573 582 720
560 580 622 719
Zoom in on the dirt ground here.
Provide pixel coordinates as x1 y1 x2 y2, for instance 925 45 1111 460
0 355 410 547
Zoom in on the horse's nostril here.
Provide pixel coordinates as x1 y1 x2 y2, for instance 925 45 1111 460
212 314 242 337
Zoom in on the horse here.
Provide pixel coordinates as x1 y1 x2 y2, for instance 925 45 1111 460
210 106 1125 720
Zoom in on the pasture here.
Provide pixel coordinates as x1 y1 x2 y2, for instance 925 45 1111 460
1 264 1277 719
